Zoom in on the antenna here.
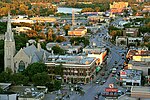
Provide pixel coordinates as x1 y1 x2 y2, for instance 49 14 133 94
72 9 75 26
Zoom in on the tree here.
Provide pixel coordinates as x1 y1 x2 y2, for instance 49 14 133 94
54 64 63 76
23 62 47 80
54 80 62 90
11 73 29 85
32 72 50 86
120 40 126 45
52 45 65 55
0 40 4 73
63 24 70 36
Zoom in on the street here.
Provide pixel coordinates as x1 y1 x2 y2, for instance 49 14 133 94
44 25 127 100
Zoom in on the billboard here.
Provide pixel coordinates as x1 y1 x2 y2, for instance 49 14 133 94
105 88 118 92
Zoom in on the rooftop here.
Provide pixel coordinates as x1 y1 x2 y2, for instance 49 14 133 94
120 69 142 80
127 50 150 57
128 60 150 67
46 55 97 66
131 86 150 93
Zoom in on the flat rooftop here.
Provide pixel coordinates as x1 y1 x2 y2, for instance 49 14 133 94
120 69 142 80
131 86 150 93
128 60 150 67
127 50 150 56
46 55 96 65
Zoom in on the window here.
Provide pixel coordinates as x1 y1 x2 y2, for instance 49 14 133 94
18 61 25 72
148 69 150 75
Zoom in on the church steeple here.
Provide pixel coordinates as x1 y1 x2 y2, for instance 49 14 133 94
4 12 16 73
5 12 14 41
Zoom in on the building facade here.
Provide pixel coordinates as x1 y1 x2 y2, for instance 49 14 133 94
45 55 98 84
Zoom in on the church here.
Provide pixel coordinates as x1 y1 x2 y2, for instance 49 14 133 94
4 13 50 73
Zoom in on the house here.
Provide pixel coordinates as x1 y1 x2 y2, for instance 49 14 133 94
123 28 139 37
120 69 142 86
45 55 98 84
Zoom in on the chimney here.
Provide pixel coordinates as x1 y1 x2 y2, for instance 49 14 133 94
26 43 29 47
37 43 41 51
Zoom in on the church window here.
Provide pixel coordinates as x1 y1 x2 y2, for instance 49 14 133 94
18 61 25 72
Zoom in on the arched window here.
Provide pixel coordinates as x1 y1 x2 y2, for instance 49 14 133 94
18 61 25 72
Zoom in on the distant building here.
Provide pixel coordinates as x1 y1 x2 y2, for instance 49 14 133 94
126 50 150 62
83 46 107 65
120 69 142 86
128 37 143 45
12 26 31 34
110 2 128 14
68 27 87 37
123 28 139 37
116 36 127 47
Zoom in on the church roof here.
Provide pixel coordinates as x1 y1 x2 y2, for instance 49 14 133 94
23 44 50 63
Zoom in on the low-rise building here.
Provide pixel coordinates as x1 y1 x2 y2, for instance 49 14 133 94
68 28 87 37
120 69 142 86
123 28 139 37
131 86 150 99
13 26 31 34
83 46 107 65
128 37 143 45
126 50 150 62
45 55 98 84
116 36 127 47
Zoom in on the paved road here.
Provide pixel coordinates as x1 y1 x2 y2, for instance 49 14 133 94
69 26 126 100
44 25 127 100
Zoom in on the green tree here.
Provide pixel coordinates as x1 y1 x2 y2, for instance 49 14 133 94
54 80 61 90
52 45 65 55
11 73 29 85
14 34 28 51
0 68 12 83
0 40 4 73
23 62 47 79
32 72 50 86
54 64 63 76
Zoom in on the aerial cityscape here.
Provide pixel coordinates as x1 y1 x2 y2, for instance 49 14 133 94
0 0 150 100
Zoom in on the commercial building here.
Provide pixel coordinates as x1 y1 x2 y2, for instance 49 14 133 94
68 28 87 37
45 55 98 84
123 28 139 37
120 69 142 86
131 86 150 99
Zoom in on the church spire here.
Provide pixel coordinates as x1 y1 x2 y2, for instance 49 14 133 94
5 12 14 41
